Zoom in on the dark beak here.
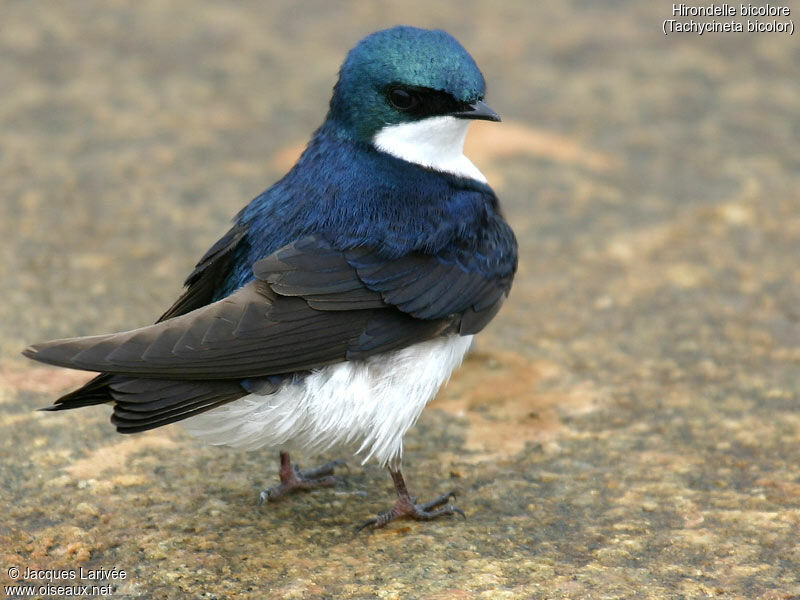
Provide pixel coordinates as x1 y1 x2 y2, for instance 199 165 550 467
452 100 501 122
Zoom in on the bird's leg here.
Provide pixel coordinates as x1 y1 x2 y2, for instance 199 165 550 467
258 451 344 504
357 467 465 530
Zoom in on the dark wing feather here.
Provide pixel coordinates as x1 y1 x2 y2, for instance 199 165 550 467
343 246 510 332
23 280 380 378
158 222 249 321
26 235 509 428
46 222 251 409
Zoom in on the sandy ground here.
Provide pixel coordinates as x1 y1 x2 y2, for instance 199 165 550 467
1 2 798 598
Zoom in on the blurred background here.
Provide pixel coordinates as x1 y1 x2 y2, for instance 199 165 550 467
1 1 798 598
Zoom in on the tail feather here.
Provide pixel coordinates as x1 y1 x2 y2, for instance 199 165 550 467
37 373 248 433
25 329 280 432
109 378 247 433
38 373 116 411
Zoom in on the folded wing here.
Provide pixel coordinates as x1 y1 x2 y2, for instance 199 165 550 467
25 236 511 429
26 236 509 379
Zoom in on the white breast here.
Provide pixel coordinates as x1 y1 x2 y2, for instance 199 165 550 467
182 334 473 467
372 116 487 183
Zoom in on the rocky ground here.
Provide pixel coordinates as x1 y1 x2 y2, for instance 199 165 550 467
1 2 798 598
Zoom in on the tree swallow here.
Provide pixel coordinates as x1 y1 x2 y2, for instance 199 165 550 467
24 25 517 529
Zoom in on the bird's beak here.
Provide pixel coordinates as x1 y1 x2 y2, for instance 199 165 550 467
451 100 501 122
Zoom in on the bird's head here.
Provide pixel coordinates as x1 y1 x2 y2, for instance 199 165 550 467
326 26 500 154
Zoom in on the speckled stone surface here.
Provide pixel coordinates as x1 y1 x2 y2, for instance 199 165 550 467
1 2 798 599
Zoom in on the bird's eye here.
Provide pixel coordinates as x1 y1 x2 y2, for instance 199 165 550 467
388 88 419 111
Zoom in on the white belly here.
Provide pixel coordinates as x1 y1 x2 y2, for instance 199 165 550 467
181 334 473 467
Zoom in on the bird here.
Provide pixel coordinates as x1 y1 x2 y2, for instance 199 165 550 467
23 25 517 529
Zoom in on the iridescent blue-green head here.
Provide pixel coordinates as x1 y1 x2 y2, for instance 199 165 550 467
326 26 500 144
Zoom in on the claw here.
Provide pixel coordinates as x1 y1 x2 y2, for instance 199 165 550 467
419 490 457 511
298 458 346 480
258 452 344 504
356 517 378 532
357 469 466 531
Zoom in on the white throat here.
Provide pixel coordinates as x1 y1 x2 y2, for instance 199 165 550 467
372 116 487 183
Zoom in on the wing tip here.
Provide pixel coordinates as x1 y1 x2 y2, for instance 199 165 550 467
21 344 40 360
21 342 77 369
22 337 108 372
